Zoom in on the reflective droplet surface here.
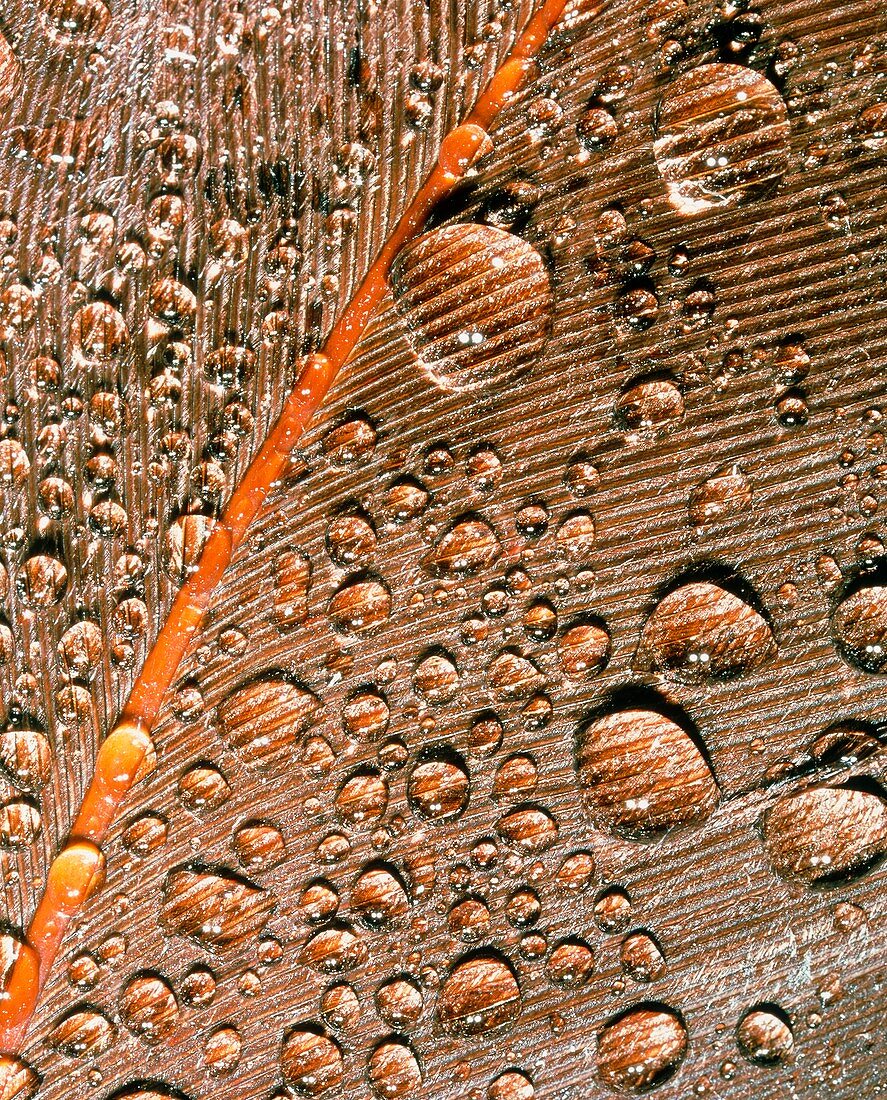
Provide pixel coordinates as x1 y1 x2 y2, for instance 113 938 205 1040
576 707 719 839
438 951 522 1036
597 1004 687 1092
832 582 887 672
391 223 553 392
763 783 887 885
221 678 320 769
654 63 790 214
736 1005 794 1065
368 1037 423 1098
638 580 776 680
160 865 274 949
281 1026 344 1095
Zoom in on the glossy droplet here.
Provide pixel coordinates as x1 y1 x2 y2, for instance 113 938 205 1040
555 851 596 893
0 727 51 793
576 708 719 839
119 973 179 1043
832 583 887 672
274 548 311 629
689 466 752 526
71 300 129 363
0 799 41 848
408 749 469 821
18 554 67 607
763 783 887 885
160 865 274 949
281 1026 344 1095
638 580 776 680
328 574 392 633
0 1058 38 1100
449 895 491 942
323 413 377 465
558 620 610 679
48 1005 117 1057
413 650 459 702
546 938 594 987
376 977 423 1030
488 650 545 699
165 515 214 581
204 1025 242 1075
343 689 389 741
391 223 553 392
616 377 683 430
368 1037 423 1098
597 1005 688 1092
736 1005 794 1065
654 63 790 214
326 510 376 567
438 951 522 1036
621 931 667 982
178 763 231 812
497 804 558 852
336 769 389 826
221 677 320 769
181 965 216 1007
556 511 596 561
425 516 501 575
233 820 287 871
488 1070 534 1100
493 754 538 801
301 923 365 973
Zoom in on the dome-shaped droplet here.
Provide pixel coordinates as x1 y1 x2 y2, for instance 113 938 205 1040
368 1038 423 1098
597 1004 687 1092
736 1005 794 1065
576 707 719 839
763 782 887 885
832 582 887 673
407 748 470 822
637 579 776 680
221 677 320 769
654 63 790 214
437 951 522 1036
281 1026 344 1095
425 516 501 575
391 223 553 392
160 864 274 949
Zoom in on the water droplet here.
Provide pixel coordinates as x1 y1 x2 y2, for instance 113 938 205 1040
736 1005 794 1065
274 548 311 629
48 1005 117 1057
204 1025 242 1075
221 677 320 769
576 707 719 839
496 804 558 852
689 466 752 526
160 864 274 949
0 727 51 793
119 972 179 1043
488 1070 535 1100
376 976 423 1030
368 1037 423 1098
438 951 522 1036
493 754 538 801
327 510 377 567
654 64 790 214
488 649 545 699
413 650 459 702
301 923 365 973
616 377 684 430
621 931 667 982
832 580 887 672
329 573 392 632
353 863 410 929
425 516 501 575
597 1004 687 1092
0 799 41 848
638 579 776 680
391 223 553 392
178 762 231 812
408 748 469 821
281 1025 344 1095
546 938 594 987
336 769 389 826
558 619 610 679
763 782 887 885
323 412 377 466
233 820 287 872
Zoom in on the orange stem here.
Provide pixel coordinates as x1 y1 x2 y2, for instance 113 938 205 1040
0 0 569 1054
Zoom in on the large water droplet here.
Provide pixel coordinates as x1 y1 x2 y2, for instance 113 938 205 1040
391 223 553 392
160 864 274 949
596 1004 687 1092
221 677 320 769
637 579 776 680
576 706 719 839
654 63 790 214
437 951 522 1036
